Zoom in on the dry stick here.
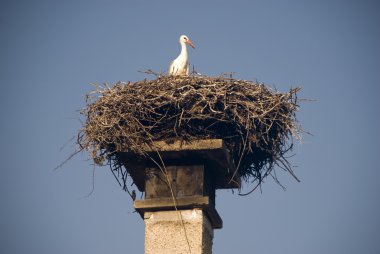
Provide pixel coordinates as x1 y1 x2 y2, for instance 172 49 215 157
228 112 251 185
123 178 135 201
53 149 82 171
59 135 76 152
270 169 286 191
238 181 261 196
108 155 137 201
238 165 273 196
109 162 123 188
276 158 300 182
80 163 96 199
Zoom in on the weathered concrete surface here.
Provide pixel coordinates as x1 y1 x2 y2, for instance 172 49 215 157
144 209 213 254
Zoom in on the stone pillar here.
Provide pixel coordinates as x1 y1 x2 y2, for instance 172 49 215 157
144 209 213 254
121 139 239 253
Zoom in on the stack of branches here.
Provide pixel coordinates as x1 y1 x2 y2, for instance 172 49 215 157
78 75 302 192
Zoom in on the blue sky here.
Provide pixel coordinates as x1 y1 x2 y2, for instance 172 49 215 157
0 1 379 253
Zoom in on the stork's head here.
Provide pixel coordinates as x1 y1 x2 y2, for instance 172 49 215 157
179 35 195 49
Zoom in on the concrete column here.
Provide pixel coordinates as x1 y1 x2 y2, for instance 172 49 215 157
144 209 213 254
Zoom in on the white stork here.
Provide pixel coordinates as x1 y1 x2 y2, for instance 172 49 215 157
168 35 195 76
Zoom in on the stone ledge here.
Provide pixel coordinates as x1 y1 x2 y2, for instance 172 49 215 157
135 196 223 229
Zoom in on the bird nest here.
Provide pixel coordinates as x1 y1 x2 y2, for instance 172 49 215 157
77 75 302 192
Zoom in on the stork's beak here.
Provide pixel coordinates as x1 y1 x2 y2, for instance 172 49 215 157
186 39 196 49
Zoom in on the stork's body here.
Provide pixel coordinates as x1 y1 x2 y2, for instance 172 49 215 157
168 35 195 76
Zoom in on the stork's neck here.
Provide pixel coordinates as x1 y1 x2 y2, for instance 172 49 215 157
179 41 188 59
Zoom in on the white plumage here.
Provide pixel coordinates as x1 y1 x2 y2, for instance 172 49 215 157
168 35 195 76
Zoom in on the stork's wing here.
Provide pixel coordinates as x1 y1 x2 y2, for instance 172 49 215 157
185 61 189 75
168 60 175 75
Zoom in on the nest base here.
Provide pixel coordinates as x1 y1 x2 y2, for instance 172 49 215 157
117 139 240 191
